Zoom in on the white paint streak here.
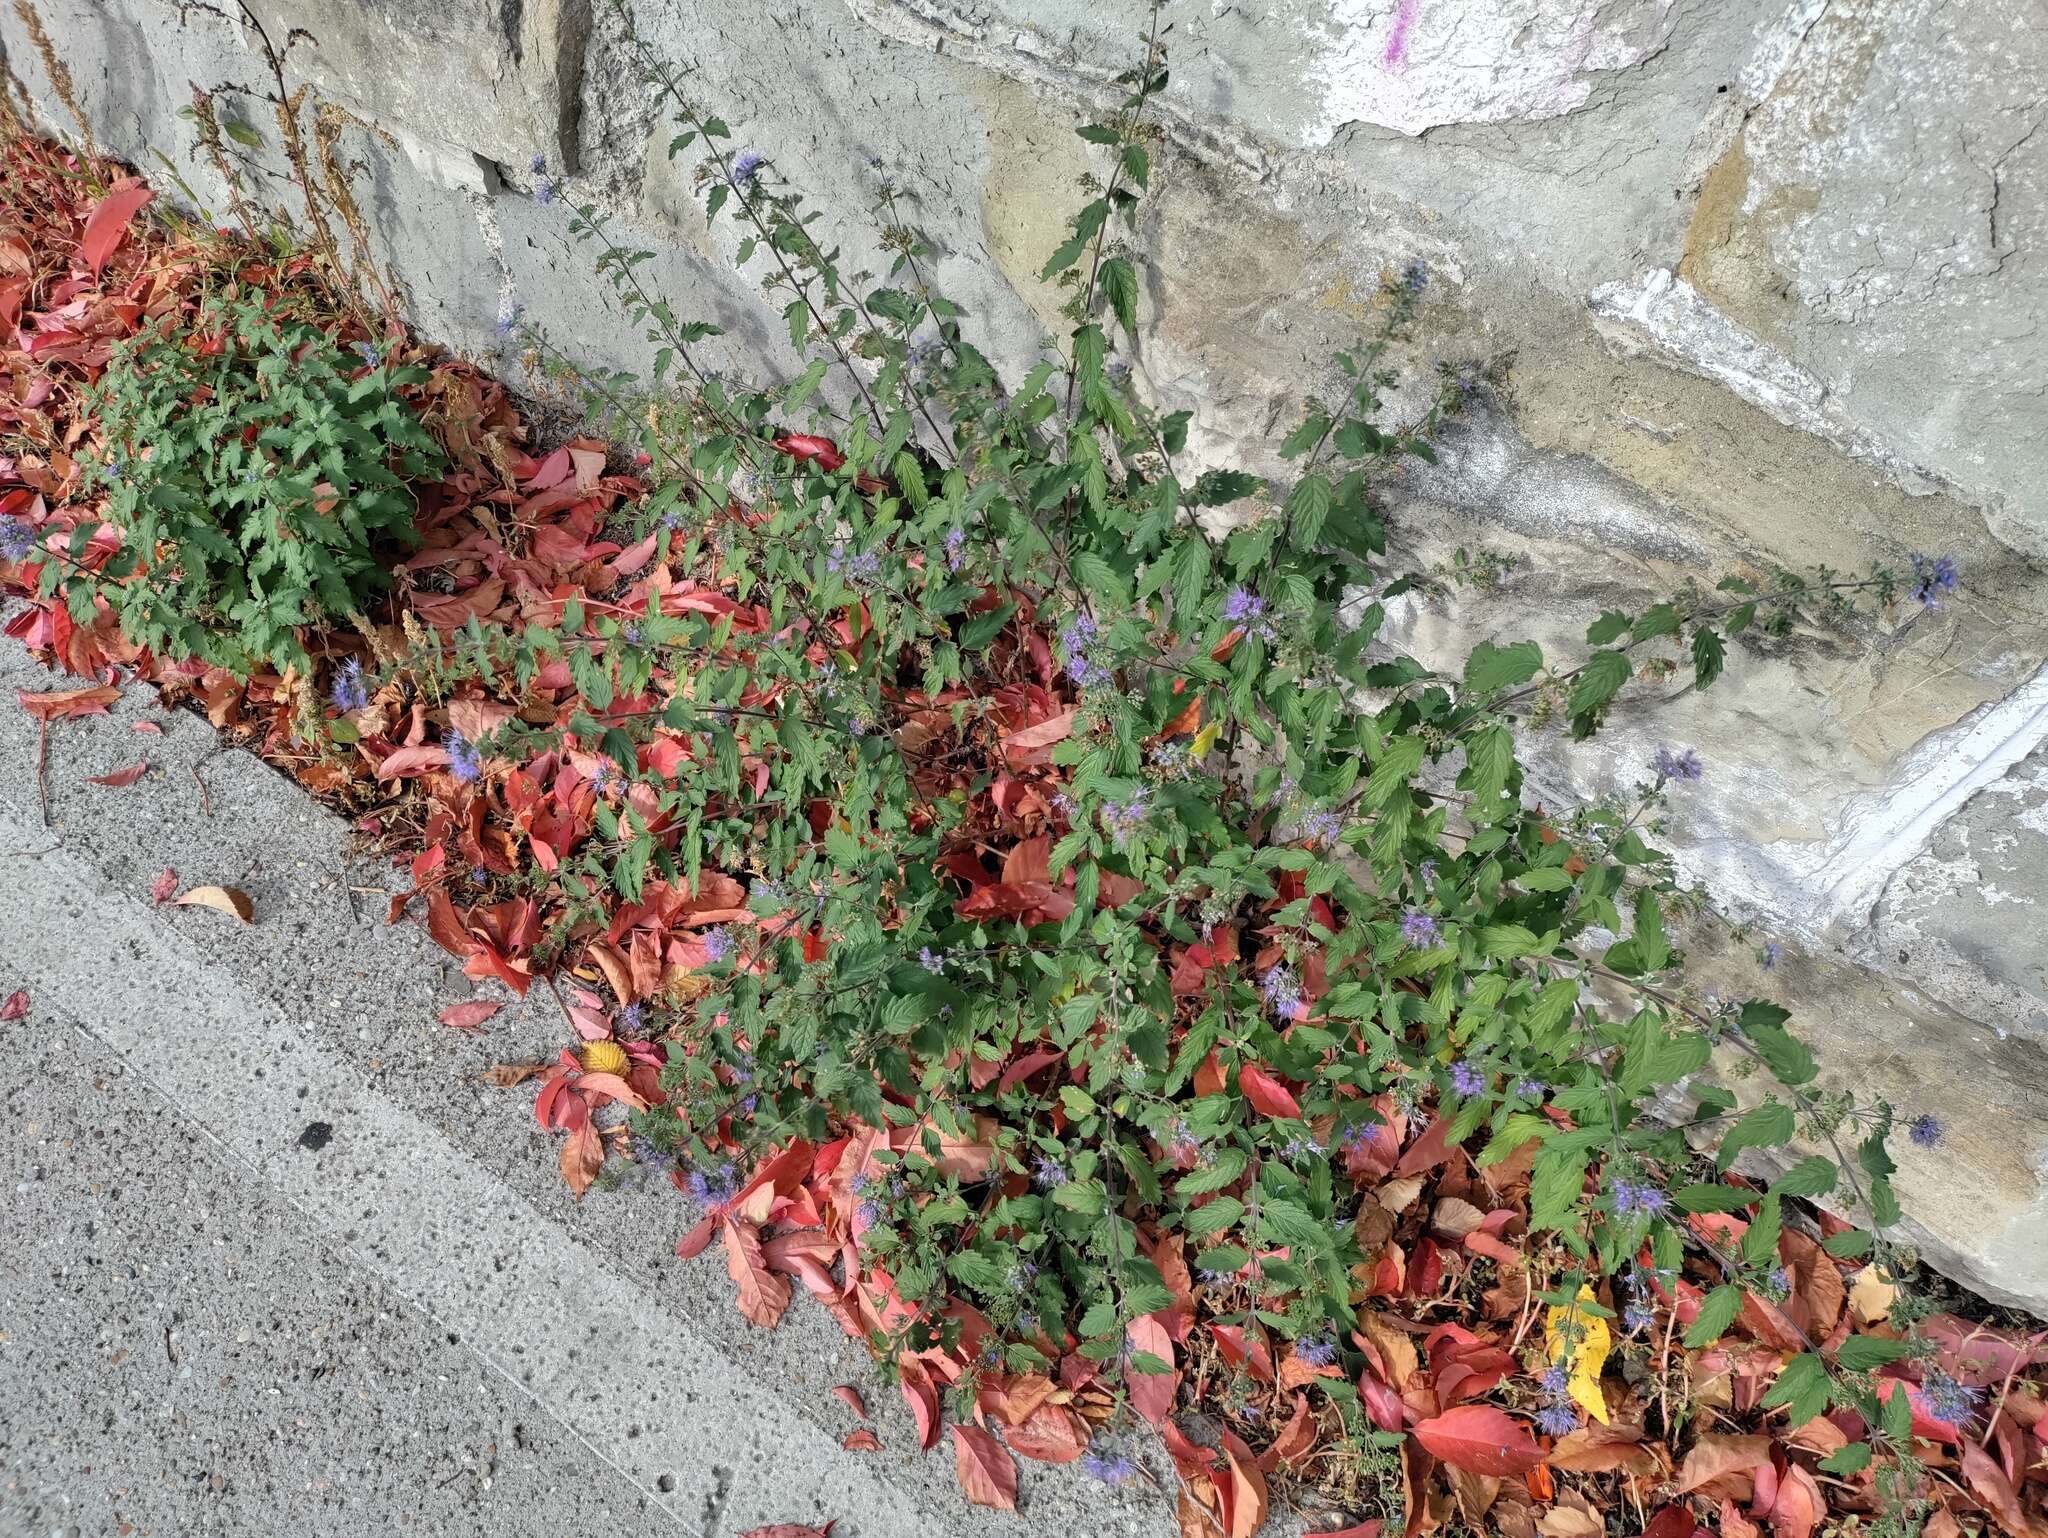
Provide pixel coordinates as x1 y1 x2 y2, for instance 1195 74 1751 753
1589 269 1961 501
1759 662 2048 934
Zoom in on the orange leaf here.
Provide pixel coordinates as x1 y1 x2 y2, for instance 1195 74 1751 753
1004 1403 1088 1463
899 1358 940 1449
722 1218 792 1328
1238 1063 1302 1119
1766 1463 1823 1538
558 1121 602 1197
951 1424 1019 1512
842 1429 883 1453
80 181 153 276
832 1384 867 1418
88 760 148 787
1219 1429 1268 1538
1410 1405 1544 1477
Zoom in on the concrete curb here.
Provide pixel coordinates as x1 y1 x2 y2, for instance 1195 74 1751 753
0 627 1160 1537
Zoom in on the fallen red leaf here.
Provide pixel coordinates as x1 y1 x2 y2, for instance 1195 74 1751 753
0 990 27 1021
1126 1313 1179 1425
558 1120 602 1197
841 1429 883 1453
951 1423 1019 1511
1962 1440 2048 1538
87 760 148 787
1239 1062 1302 1119
438 1000 503 1031
1410 1404 1544 1477
79 181 154 276
831 1384 867 1418
149 868 177 904
18 685 122 720
722 1217 792 1328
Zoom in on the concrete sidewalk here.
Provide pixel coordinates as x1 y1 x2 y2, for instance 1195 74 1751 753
0 630 1153 1538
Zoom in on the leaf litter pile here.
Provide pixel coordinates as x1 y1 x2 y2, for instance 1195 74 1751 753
5 135 2047 1538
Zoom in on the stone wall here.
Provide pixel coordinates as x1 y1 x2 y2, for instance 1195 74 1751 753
3 0 2044 1312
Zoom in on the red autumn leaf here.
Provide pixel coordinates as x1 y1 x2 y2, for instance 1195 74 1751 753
1218 1429 1268 1538
18 685 122 720
150 868 177 904
1961 1441 2048 1538
1126 1313 1179 1425
950 1424 1019 1512
898 1358 940 1449
1766 1463 1823 1538
131 719 164 735
1410 1405 1545 1477
79 181 154 277
0 990 27 1021
1238 1062 1302 1119
558 1120 603 1197
1643 1508 1699 1538
1003 1403 1088 1463
88 760 148 787
376 743 453 780
438 1000 502 1031
774 433 846 471
831 1384 867 1418
841 1429 883 1453
722 1218 792 1328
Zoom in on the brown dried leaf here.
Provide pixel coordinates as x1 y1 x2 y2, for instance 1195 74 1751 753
173 884 254 922
1430 1196 1486 1240
1848 1266 1899 1325
481 1061 551 1087
558 1121 602 1197
1674 1433 1773 1496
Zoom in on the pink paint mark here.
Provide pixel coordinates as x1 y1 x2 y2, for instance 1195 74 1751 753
1383 0 1420 69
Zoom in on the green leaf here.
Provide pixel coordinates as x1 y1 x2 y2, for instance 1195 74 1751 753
1462 639 1543 693
1692 626 1727 691
1761 1353 1833 1425
1100 256 1139 335
1718 1101 1795 1172
1172 536 1209 631
1285 473 1332 548
1819 1442 1872 1476
1769 1156 1838 1199
1821 1229 1873 1259
1684 1283 1745 1346
1568 649 1632 719
1835 1337 1914 1372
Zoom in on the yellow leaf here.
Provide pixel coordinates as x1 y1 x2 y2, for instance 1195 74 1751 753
1544 1284 1612 1425
1190 721 1221 761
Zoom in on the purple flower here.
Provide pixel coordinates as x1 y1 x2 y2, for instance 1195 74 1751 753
1099 787 1152 845
1166 1122 1202 1162
1609 1177 1670 1217
944 525 966 571
1259 964 1302 1019
1008 1261 1039 1292
495 300 524 339
918 945 945 974
1301 808 1345 849
530 154 547 175
1761 940 1782 970
1080 1448 1136 1485
1515 1078 1545 1100
0 517 34 561
1400 910 1440 948
1032 1154 1068 1189
1538 1364 1569 1396
686 1161 740 1211
1449 1059 1487 1097
535 177 557 205
1418 858 1438 884
857 1197 883 1226
1652 746 1703 782
630 1135 671 1169
1535 1402 1579 1438
329 658 369 713
732 149 765 186
1402 259 1429 293
1224 588 1265 623
1908 1113 1943 1149
356 342 382 369
1295 1337 1338 1368
618 1002 646 1036
1060 612 1112 690
1909 553 1959 608
1917 1367 1982 1426
826 542 882 584
702 927 734 965
446 729 482 783
1623 1303 1655 1333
